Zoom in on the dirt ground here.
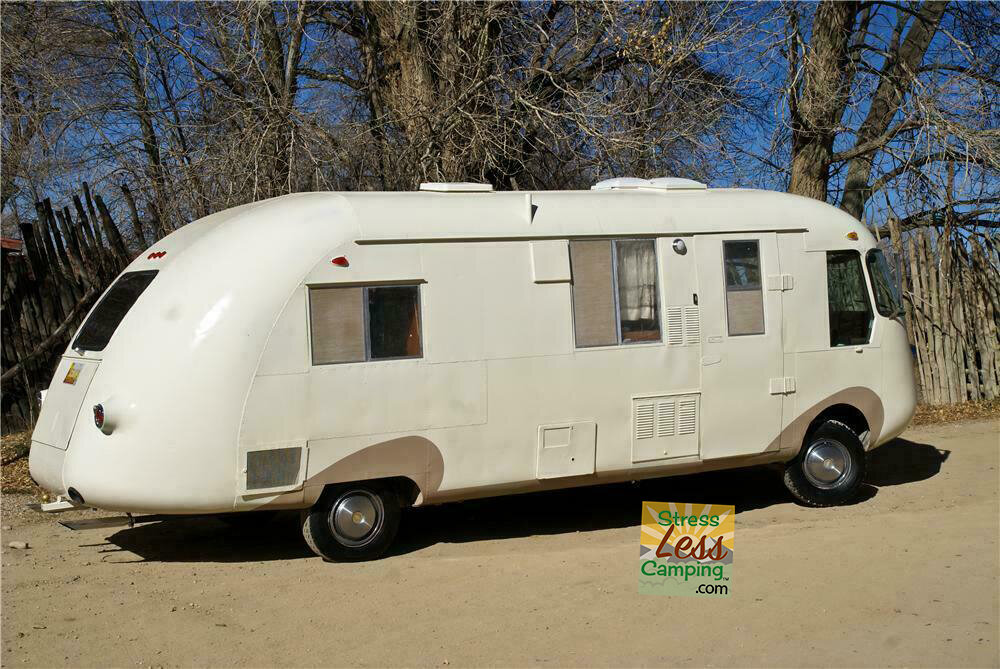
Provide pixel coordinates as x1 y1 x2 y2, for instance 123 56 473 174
1 418 997 668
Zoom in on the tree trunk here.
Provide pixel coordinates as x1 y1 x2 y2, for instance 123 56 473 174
787 1 858 201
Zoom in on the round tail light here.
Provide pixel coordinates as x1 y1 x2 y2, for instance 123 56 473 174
93 404 105 430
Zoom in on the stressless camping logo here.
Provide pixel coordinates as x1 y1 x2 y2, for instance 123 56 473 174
639 502 734 596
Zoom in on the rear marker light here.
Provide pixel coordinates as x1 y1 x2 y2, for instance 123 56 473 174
331 256 349 267
148 251 167 260
93 404 105 430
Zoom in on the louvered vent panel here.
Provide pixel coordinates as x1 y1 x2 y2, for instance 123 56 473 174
678 398 698 435
631 393 700 463
666 307 685 345
683 306 701 344
634 402 656 439
656 401 676 437
665 306 700 345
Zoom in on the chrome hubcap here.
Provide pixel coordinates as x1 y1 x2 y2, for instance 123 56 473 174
330 491 382 546
803 439 852 489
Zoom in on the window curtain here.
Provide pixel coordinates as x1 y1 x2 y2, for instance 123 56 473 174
616 240 658 322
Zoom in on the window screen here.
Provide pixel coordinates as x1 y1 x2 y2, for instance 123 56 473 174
309 285 422 364
827 251 873 346
310 286 365 364
723 241 765 336
569 239 660 347
569 240 617 347
72 270 157 351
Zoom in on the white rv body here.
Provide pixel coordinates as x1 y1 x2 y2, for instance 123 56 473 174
29 185 917 516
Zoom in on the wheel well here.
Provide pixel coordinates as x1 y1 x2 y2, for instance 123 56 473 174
806 404 870 442
319 476 421 508
385 476 421 507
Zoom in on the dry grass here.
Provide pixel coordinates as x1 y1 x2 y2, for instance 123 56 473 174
911 398 1000 426
1 429 38 494
2 400 996 497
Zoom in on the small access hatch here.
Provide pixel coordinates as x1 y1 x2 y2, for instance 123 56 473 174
536 421 597 479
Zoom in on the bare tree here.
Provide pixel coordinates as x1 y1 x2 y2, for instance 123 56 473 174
772 1 998 231
306 1 749 189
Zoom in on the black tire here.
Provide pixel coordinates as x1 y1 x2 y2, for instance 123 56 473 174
783 419 867 507
301 482 401 561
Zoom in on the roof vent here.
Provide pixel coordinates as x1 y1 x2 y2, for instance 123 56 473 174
591 177 707 191
648 177 706 190
419 182 493 193
591 177 651 191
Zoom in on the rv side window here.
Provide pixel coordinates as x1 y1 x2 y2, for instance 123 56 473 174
72 270 158 352
723 241 765 336
367 286 422 359
826 251 873 346
569 239 660 347
309 285 422 364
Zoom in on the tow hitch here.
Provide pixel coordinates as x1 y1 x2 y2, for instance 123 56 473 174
28 495 86 513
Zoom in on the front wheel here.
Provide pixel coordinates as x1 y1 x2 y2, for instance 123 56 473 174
301 482 401 561
783 419 866 507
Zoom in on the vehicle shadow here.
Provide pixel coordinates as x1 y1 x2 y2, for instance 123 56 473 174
98 436 947 563
101 513 314 563
865 437 950 486
390 465 874 557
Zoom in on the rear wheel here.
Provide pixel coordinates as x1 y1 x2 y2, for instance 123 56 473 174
783 419 866 507
301 482 401 561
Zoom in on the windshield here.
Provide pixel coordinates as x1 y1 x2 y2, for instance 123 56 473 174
865 249 902 318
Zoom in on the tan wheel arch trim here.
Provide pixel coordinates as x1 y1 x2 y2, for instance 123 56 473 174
772 386 884 457
303 435 444 506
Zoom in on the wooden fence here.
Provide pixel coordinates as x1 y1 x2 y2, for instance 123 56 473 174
1 184 137 431
885 220 999 405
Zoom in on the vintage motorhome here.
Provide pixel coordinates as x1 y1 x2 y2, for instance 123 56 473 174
29 178 916 560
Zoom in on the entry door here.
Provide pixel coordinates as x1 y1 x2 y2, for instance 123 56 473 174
695 233 783 459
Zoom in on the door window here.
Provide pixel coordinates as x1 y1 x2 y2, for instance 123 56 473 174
826 251 873 346
722 240 765 336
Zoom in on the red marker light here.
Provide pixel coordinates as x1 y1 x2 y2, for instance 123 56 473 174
93 404 105 430
331 256 349 267
147 251 167 260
